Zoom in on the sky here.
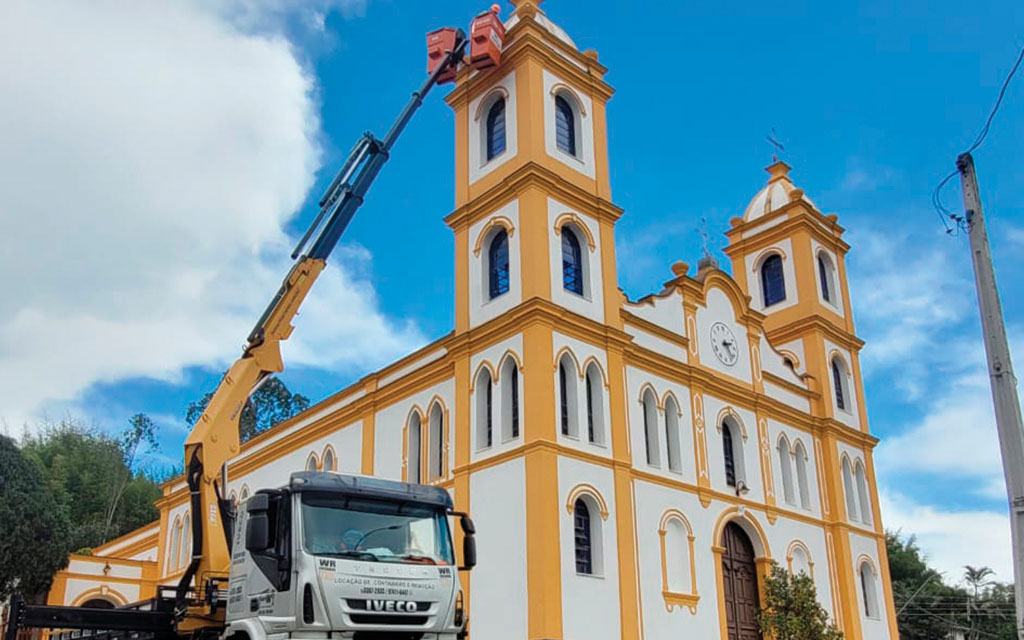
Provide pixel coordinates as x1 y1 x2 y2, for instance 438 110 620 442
2 0 1022 586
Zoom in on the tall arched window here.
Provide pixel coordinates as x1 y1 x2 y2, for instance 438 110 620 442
488 230 510 299
555 95 576 156
794 441 811 509
475 368 493 450
169 517 181 572
855 461 873 525
584 363 604 445
179 514 191 570
777 436 796 505
760 254 786 307
408 413 422 483
573 498 592 574
664 395 682 473
723 423 737 487
558 354 578 438
485 98 506 161
832 357 849 412
642 389 660 467
239 485 250 502
561 228 584 295
560 361 570 436
428 403 444 480
842 456 859 522
818 254 832 303
859 561 879 618
305 453 319 471
322 447 336 472
500 357 520 441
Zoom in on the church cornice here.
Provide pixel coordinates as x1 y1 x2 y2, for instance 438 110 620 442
764 315 866 352
444 160 623 230
724 204 850 257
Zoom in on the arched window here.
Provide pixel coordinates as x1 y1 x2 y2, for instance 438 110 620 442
760 254 786 307
642 389 660 467
475 368 493 450
179 514 191 570
500 357 520 441
794 441 812 509
818 254 832 303
555 95 576 156
859 561 879 618
322 447 336 472
407 413 422 483
777 436 796 505
572 497 602 575
584 363 604 445
855 461 873 525
790 544 812 577
663 517 690 593
832 357 849 412
488 230 510 299
561 228 584 295
428 403 444 480
723 423 736 487
239 485 250 502
664 395 682 473
558 355 578 438
485 98 506 161
842 456 859 522
169 517 181 572
305 453 319 472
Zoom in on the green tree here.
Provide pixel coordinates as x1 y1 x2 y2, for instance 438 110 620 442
102 413 158 540
757 562 843 640
186 376 310 442
22 418 161 552
0 435 72 600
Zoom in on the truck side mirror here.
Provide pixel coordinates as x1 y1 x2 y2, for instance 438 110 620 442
246 494 270 551
460 515 475 535
461 534 477 571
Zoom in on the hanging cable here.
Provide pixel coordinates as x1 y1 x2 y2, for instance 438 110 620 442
932 40 1024 234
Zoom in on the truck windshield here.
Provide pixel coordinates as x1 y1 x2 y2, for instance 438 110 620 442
301 493 454 565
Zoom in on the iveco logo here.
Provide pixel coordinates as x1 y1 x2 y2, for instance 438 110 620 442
366 600 417 613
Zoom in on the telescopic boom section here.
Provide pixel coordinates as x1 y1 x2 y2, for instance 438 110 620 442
175 30 468 633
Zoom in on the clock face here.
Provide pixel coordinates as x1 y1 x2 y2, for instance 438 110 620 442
710 322 739 366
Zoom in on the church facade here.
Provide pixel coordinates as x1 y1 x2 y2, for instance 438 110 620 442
45 2 899 638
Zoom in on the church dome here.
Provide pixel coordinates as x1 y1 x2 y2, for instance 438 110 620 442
742 161 816 222
505 1 578 49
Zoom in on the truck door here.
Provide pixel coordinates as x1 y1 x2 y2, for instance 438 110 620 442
244 493 295 631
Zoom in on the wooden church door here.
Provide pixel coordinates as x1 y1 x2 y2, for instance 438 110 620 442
722 522 762 640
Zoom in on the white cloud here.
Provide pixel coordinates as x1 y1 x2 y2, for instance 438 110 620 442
0 0 422 431
881 489 1013 583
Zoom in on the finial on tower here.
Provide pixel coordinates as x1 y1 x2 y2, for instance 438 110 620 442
765 127 785 163
698 215 719 271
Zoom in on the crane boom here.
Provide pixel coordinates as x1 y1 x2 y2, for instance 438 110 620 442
174 30 468 634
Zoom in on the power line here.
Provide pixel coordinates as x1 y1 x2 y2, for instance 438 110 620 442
932 40 1024 235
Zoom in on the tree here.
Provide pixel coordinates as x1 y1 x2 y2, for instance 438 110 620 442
102 414 158 540
758 562 844 640
22 419 161 552
964 565 994 600
186 376 310 442
0 435 72 600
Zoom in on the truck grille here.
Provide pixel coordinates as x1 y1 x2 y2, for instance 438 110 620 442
351 633 423 640
348 614 429 626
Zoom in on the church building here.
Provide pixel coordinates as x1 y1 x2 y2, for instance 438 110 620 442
45 2 899 638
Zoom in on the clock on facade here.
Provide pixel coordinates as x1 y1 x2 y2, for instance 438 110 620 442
710 322 739 366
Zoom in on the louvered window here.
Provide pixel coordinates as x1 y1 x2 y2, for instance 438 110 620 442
511 364 519 438
574 499 592 574
760 254 786 306
486 98 506 161
818 255 831 302
561 228 583 295
485 379 493 447
559 362 570 436
488 230 510 299
723 424 736 487
832 359 846 411
555 96 576 156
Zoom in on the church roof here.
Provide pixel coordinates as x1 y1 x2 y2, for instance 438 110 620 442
505 0 577 49
742 161 817 222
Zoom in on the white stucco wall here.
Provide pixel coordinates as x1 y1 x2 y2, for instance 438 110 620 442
695 287 753 385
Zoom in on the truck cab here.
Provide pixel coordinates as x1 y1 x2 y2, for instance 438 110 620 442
225 472 475 640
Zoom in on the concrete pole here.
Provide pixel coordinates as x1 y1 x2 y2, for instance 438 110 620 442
957 151 1024 640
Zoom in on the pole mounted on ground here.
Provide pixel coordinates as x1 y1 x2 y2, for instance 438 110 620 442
957 151 1024 640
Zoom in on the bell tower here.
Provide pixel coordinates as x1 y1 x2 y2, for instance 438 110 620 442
444 0 621 334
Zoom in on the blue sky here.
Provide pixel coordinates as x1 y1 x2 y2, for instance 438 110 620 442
2 0 1022 583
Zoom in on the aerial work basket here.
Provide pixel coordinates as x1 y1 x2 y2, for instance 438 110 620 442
469 5 506 70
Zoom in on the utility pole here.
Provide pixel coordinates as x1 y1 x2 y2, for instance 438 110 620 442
957 151 1024 640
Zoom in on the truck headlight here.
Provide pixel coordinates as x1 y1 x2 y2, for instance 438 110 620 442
454 589 465 627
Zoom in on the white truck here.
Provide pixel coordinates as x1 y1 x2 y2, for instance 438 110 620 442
225 472 476 640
